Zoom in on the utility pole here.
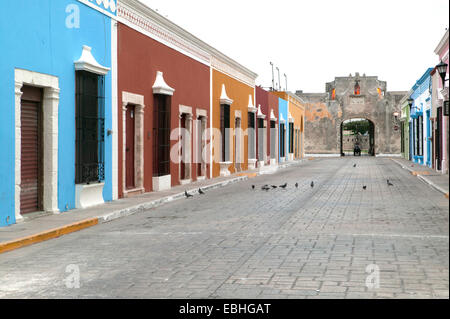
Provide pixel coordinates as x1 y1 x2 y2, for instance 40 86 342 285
284 73 287 91
276 67 280 91
270 62 274 91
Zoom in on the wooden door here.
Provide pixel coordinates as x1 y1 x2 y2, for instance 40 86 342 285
20 86 43 214
125 105 135 189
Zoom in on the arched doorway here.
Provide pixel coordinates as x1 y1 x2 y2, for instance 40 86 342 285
340 118 375 156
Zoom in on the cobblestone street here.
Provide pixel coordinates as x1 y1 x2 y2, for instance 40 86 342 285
0 157 448 299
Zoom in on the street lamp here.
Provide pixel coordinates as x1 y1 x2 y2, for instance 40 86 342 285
436 60 448 87
435 60 449 116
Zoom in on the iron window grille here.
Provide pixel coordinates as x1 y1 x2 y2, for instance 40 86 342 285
289 122 294 153
220 104 230 162
153 94 171 177
75 71 105 184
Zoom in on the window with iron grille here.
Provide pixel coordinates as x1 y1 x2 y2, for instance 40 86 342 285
75 71 105 184
220 104 230 162
153 94 171 177
289 122 294 153
280 123 285 158
418 115 423 156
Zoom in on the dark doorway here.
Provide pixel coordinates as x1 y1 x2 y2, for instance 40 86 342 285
125 104 135 189
340 119 375 156
180 113 187 180
21 85 43 214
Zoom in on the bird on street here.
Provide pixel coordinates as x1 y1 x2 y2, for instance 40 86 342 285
261 185 270 191
310 181 314 188
185 190 193 198
279 183 287 189
387 179 394 186
295 182 298 188
199 188 205 194
271 185 278 189
363 185 367 190
353 164 356 167
252 185 255 190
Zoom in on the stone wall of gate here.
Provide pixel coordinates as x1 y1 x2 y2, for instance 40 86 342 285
296 73 407 155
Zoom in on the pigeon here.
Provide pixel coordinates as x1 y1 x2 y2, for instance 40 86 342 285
252 185 255 190
310 181 314 188
387 179 393 186
279 183 287 189
271 185 278 189
295 182 298 188
261 185 270 191
199 188 205 195
363 185 367 190
185 190 193 198
353 164 357 167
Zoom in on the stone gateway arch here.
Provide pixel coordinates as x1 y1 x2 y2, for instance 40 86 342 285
295 73 407 156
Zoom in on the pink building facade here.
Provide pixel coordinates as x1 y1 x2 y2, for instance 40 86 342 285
434 30 449 174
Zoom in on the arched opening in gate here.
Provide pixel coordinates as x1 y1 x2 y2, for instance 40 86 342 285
340 118 375 156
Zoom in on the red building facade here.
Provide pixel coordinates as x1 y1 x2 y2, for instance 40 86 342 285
117 2 210 197
255 86 279 168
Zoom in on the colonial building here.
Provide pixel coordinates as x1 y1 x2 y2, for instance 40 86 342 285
117 0 211 195
272 92 305 160
211 61 257 177
410 68 433 166
0 0 116 226
255 86 279 169
433 29 449 174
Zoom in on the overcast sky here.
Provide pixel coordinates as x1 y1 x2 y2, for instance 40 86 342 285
138 0 449 93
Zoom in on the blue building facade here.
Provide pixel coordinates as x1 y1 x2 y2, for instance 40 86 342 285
278 98 288 163
409 68 433 166
0 0 116 226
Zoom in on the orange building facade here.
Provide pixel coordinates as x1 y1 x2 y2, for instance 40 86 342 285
210 61 257 178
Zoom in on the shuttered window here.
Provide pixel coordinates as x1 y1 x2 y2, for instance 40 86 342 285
75 71 105 184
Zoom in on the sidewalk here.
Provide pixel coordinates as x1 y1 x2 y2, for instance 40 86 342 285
391 157 449 198
0 159 306 254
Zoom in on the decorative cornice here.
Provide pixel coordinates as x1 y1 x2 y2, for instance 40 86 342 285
434 29 449 55
288 112 294 123
74 45 110 75
220 84 233 105
152 71 175 96
256 105 266 119
118 0 257 86
118 0 210 64
247 94 257 113
270 109 277 122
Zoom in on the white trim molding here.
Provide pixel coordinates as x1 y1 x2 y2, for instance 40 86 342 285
179 105 193 184
152 71 175 96
74 45 110 75
122 91 145 197
15 69 60 221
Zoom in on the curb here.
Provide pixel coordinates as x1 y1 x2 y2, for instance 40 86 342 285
98 175 248 224
0 218 98 254
0 176 248 254
391 158 449 197
0 160 307 254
